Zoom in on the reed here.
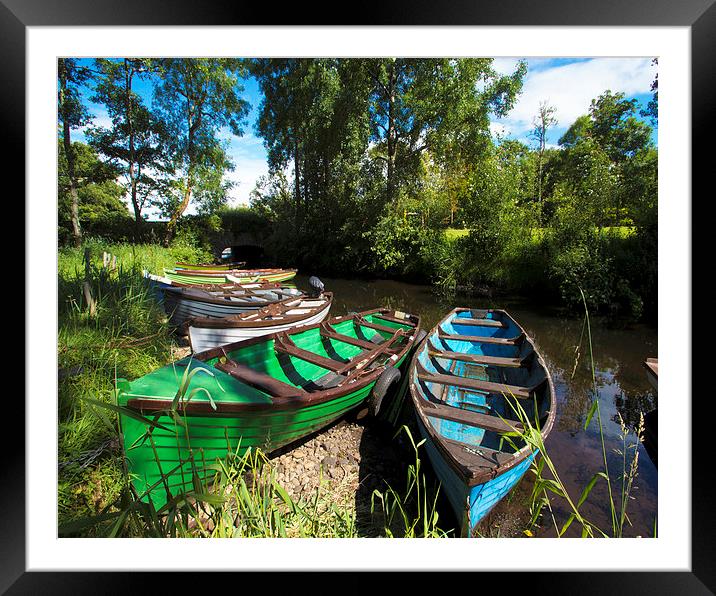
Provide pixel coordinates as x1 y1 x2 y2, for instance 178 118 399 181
370 425 450 538
505 286 646 538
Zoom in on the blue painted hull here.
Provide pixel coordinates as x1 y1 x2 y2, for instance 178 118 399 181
408 307 556 536
415 415 536 534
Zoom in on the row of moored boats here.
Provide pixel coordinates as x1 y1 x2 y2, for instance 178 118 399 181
127 260 557 536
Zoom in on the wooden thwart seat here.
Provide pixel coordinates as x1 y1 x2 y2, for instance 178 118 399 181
274 333 346 372
438 329 524 346
373 312 417 327
423 401 523 434
319 323 376 350
215 358 305 398
451 317 506 328
416 361 536 399
427 342 525 368
278 326 406 377
354 315 401 335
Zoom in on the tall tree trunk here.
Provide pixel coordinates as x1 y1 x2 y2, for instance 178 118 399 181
386 62 397 206
59 70 82 248
294 140 301 230
164 178 191 246
64 120 82 248
164 109 198 247
125 60 142 225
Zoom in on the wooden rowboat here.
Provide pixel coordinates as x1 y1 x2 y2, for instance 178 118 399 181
163 268 297 285
116 308 421 506
408 307 556 536
188 292 334 352
175 261 246 271
162 285 305 330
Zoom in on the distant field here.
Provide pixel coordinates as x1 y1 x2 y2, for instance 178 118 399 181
444 226 636 242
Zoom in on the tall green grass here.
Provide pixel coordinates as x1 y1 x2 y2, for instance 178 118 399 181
504 287 646 538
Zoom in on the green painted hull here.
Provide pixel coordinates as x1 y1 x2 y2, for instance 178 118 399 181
116 311 418 507
163 269 297 285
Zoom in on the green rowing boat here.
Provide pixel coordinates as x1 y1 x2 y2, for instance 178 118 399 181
116 308 421 507
163 268 297 285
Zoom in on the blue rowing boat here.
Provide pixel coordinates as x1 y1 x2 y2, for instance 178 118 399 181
408 307 556 536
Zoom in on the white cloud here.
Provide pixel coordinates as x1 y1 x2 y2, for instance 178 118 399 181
493 57 657 140
225 156 269 207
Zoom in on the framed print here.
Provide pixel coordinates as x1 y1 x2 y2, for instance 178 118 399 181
8 0 708 591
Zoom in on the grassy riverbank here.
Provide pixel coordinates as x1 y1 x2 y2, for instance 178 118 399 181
57 241 448 537
57 240 650 538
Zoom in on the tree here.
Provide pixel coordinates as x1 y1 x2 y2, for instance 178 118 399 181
555 90 654 227
251 59 375 270
58 58 92 247
363 58 527 206
641 58 658 124
529 101 557 222
58 141 128 242
154 58 250 245
87 58 169 224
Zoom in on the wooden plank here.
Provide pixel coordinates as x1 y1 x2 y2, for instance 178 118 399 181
451 317 506 328
274 334 345 372
438 330 524 346
373 312 417 328
441 437 516 472
354 315 400 335
339 328 405 377
416 361 532 398
423 402 523 434
319 323 375 350
215 359 306 398
427 341 524 368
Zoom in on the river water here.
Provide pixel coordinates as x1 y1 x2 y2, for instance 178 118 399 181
296 274 658 538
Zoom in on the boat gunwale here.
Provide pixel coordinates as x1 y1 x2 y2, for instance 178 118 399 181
186 292 333 329
163 285 305 308
408 307 556 488
165 267 297 278
124 307 421 415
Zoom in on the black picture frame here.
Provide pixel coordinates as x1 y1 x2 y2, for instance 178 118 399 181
8 0 706 592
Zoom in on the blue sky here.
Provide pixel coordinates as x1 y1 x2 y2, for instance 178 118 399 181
74 57 657 215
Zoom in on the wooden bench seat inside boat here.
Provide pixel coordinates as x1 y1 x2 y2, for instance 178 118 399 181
450 317 507 328
426 340 530 368
438 329 525 346
354 315 402 335
440 437 517 477
276 327 406 377
416 361 541 399
274 333 348 372
319 323 377 350
215 358 306 398
423 401 524 434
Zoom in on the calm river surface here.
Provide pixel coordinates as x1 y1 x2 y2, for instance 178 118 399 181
294 274 658 538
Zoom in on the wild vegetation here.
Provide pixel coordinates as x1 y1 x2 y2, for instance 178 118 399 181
57 57 657 538
59 57 657 321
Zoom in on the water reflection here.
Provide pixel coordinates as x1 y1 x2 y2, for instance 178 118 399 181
295 275 659 537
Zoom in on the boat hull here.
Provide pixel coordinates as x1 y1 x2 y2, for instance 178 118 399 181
188 306 331 352
415 414 536 535
408 307 556 537
162 288 302 329
117 309 420 507
164 269 297 285
119 380 377 504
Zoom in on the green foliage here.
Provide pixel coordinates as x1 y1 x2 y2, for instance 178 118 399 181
58 142 129 244
87 58 170 222
153 58 250 239
365 211 429 278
